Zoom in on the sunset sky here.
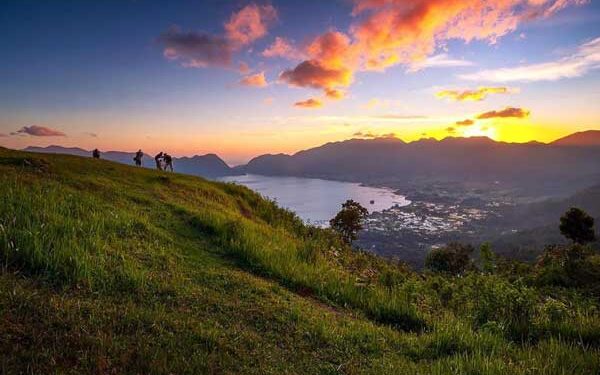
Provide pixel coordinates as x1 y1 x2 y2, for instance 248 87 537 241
1 0 599 164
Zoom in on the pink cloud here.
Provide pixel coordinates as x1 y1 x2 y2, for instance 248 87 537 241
12 125 66 137
224 4 277 47
160 3 277 69
262 37 304 60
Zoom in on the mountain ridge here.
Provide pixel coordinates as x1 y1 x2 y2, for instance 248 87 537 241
23 145 240 178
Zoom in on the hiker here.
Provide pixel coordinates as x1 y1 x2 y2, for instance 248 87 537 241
92 148 100 159
163 153 173 172
154 152 164 171
133 149 144 167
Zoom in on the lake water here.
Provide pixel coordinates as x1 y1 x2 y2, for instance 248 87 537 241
218 174 410 226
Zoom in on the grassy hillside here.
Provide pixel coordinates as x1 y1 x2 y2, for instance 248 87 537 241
1 147 599 374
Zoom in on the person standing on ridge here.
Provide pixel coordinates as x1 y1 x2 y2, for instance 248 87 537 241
163 153 173 172
154 152 164 171
92 148 100 159
134 149 144 167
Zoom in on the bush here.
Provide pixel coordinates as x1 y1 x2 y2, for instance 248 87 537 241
425 243 475 275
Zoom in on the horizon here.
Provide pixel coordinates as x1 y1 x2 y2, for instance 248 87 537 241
17 129 599 166
1 1 600 165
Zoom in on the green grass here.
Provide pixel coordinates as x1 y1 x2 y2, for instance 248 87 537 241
1 147 599 374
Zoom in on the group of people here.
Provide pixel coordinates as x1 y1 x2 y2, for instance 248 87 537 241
154 151 173 172
91 148 173 172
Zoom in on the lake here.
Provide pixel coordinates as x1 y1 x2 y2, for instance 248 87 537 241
218 174 410 226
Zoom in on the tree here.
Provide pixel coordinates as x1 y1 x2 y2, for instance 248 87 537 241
329 199 369 244
425 242 475 275
479 242 496 274
559 207 596 245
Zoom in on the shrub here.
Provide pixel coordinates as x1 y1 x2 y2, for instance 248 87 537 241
425 243 474 275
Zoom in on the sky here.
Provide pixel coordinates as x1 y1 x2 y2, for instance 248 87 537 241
1 0 599 165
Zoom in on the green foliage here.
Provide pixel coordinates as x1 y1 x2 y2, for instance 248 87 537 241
329 199 369 244
479 242 496 274
425 242 475 275
560 207 597 245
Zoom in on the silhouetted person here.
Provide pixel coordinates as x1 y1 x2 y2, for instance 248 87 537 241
155 152 164 171
92 148 100 159
163 153 173 172
134 149 144 167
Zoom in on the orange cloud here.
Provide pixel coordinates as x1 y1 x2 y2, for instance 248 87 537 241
294 98 323 108
240 71 268 87
477 107 530 119
224 4 277 47
262 37 304 60
350 0 584 71
446 126 457 134
277 0 583 106
456 119 475 126
279 60 352 90
436 87 510 101
325 88 346 100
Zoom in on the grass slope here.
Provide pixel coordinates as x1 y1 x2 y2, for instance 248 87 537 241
1 148 599 374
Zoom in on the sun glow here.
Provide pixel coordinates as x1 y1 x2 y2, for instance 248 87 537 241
462 125 498 140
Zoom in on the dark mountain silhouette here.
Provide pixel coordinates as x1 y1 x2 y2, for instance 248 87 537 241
173 154 242 178
551 130 600 146
23 145 239 178
239 134 600 194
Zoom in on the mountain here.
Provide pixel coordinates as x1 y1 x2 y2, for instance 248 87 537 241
2 147 599 374
23 145 239 178
240 134 600 195
551 130 600 146
174 153 243 178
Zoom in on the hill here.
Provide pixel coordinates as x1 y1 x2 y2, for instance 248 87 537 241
552 130 600 146
23 145 240 178
1 148 599 374
240 135 600 195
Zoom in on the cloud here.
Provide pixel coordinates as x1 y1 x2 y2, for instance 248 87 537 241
262 37 304 60
276 0 584 106
11 125 66 137
460 36 600 82
224 4 277 46
353 131 396 139
324 88 346 100
279 60 352 90
0 133 7 137
436 87 511 101
446 126 457 134
456 119 475 126
409 53 474 71
160 4 276 69
239 62 251 74
159 27 233 68
240 71 268 87
294 98 323 108
263 97 274 105
349 0 584 71
85 132 98 138
476 107 530 119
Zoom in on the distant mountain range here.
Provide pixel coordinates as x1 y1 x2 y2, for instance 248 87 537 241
237 130 600 194
23 145 240 178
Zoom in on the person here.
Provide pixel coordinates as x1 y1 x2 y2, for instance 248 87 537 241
92 148 100 159
163 153 173 172
133 149 144 167
154 152 164 171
